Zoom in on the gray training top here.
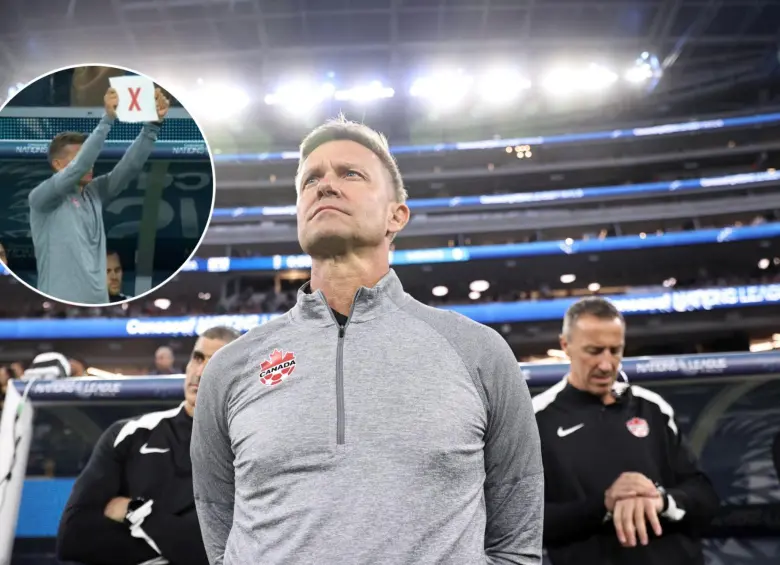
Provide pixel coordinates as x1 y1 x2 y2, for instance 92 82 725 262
28 115 159 304
191 269 544 565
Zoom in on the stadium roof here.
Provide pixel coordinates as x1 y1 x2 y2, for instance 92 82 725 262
2 0 779 105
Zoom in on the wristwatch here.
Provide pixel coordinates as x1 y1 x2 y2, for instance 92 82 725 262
655 484 670 512
124 497 147 526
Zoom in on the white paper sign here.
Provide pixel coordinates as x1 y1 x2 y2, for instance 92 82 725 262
108 76 158 123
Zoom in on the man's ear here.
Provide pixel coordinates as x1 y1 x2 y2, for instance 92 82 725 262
559 334 570 358
387 202 410 240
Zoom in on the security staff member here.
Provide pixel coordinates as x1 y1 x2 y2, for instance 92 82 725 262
56 326 240 565
532 297 719 565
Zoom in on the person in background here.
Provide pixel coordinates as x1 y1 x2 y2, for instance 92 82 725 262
28 87 169 305
69 358 88 377
57 325 240 565
107 250 131 302
150 346 176 375
533 297 719 565
10 362 25 379
70 66 128 106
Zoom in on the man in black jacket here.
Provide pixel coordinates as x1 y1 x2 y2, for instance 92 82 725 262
56 325 240 565
533 297 720 565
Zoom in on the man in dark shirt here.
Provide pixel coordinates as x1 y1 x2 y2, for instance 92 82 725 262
533 297 719 565
57 325 240 565
107 250 131 302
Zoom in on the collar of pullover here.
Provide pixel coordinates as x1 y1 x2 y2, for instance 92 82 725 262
291 268 406 326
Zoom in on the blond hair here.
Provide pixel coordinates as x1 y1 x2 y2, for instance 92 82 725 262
296 115 408 203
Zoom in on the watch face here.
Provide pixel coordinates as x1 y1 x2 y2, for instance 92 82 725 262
128 498 146 513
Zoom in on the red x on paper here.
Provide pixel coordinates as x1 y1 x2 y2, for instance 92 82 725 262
128 87 142 111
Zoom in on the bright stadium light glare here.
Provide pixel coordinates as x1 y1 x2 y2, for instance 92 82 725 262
264 81 336 114
432 285 449 297
183 83 250 120
7 82 25 99
469 280 490 292
477 68 531 104
410 70 473 108
625 63 654 84
543 64 618 96
560 274 576 284
335 80 395 102
154 298 171 311
469 291 481 300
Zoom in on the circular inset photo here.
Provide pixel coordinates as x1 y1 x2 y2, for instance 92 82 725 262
0 64 215 306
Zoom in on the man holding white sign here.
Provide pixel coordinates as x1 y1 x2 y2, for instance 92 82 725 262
28 80 170 305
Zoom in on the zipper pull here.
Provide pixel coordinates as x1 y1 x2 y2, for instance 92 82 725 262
338 325 345 338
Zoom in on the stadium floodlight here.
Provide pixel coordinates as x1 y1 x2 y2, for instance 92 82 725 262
543 64 618 96
183 82 250 120
335 81 395 102
469 291 481 300
625 63 654 84
758 258 770 270
410 70 473 109
153 298 171 310
588 282 601 292
625 52 662 83
6 82 24 99
469 280 490 292
477 68 531 104
560 274 576 284
264 81 336 114
432 285 449 297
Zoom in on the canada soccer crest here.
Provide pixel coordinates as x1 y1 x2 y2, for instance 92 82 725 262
626 417 650 438
259 349 297 386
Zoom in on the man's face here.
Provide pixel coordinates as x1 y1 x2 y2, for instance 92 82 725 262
155 348 174 371
107 254 123 295
53 144 93 185
0 243 6 265
183 337 228 413
296 140 408 257
561 315 625 397
9 363 23 378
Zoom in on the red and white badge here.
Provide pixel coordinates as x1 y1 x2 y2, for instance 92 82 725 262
626 417 650 438
259 349 297 386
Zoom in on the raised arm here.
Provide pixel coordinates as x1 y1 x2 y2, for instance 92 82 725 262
29 115 114 212
92 121 161 202
191 345 237 565
480 327 544 565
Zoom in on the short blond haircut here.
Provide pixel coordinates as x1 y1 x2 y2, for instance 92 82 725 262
296 115 408 203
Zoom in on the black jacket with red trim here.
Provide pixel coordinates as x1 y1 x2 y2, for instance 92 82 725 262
532 379 720 565
56 403 208 565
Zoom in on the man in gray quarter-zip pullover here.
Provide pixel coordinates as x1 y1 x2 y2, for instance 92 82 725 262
28 86 170 305
191 116 544 565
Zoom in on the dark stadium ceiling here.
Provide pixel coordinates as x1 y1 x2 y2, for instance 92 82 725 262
1 0 779 103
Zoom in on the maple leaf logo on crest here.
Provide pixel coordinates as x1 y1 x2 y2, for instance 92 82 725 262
259 349 297 386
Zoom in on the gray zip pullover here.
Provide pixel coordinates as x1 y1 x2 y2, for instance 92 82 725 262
191 269 544 565
28 115 159 304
